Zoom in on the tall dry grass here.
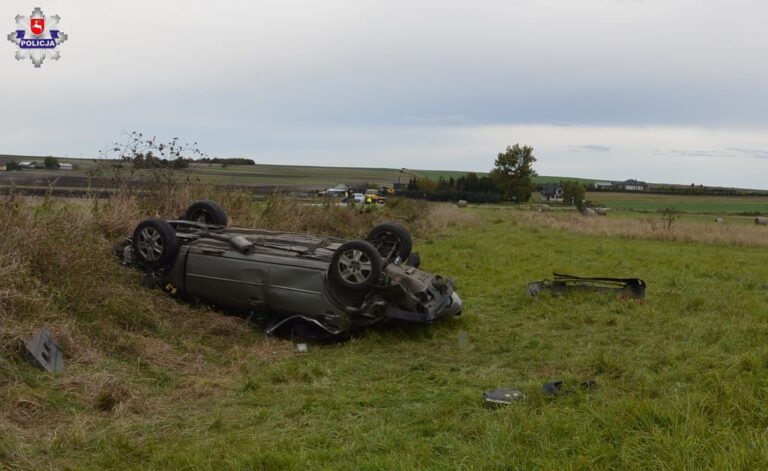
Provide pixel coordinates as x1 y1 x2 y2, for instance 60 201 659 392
0 183 479 454
522 211 768 247
87 181 481 241
250 195 480 239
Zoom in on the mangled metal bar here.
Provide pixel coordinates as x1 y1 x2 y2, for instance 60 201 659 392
528 273 646 300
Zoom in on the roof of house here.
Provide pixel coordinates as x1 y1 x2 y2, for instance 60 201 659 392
623 179 647 185
540 183 562 195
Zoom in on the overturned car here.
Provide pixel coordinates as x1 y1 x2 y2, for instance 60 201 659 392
119 201 462 338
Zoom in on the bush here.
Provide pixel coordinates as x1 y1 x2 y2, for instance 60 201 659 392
43 156 59 169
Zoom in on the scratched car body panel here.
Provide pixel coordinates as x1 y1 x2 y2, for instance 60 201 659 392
120 201 462 338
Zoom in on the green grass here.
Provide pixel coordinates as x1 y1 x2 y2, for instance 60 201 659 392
5 204 768 469
534 175 596 186
588 192 768 214
0 156 484 189
0 156 589 189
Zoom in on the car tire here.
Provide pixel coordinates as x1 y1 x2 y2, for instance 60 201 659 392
329 240 383 291
183 200 228 226
366 222 412 263
132 219 179 267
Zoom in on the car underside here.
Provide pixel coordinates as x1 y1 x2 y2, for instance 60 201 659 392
119 201 462 339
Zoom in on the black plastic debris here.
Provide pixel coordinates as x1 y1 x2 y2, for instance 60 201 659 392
483 388 525 406
542 381 565 396
542 380 597 397
23 329 64 373
528 273 646 300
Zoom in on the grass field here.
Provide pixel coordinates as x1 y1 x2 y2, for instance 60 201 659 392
3 192 768 469
3 154 768 215
0 154 586 191
0 155 483 191
588 192 768 214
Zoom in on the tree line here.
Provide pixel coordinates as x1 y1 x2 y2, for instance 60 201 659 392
398 144 538 203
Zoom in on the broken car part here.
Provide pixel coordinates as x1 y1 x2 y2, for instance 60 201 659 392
528 273 646 300
23 329 63 373
483 388 525 406
542 380 597 397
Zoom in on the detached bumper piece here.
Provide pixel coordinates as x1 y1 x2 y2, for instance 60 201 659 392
528 273 646 300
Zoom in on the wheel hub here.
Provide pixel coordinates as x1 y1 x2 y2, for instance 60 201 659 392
137 227 163 261
338 249 372 284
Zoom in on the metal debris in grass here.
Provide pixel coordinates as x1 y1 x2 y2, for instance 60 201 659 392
542 380 597 397
527 273 646 300
23 328 63 373
483 388 525 406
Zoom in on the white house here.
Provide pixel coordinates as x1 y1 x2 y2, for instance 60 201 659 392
59 163 73 170
592 181 613 190
618 179 648 191
540 183 564 202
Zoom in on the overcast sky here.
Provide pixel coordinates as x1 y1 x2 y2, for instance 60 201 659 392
3 0 768 187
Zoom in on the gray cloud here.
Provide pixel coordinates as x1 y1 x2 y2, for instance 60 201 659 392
727 148 768 160
664 149 737 158
570 145 612 152
2 1 768 188
658 148 768 160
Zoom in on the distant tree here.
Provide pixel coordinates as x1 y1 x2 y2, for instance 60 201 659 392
466 172 479 192
490 144 537 202
172 156 189 169
198 157 255 166
6 161 21 171
43 156 60 169
561 180 586 209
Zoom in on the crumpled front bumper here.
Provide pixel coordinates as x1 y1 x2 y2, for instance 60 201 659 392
383 290 462 323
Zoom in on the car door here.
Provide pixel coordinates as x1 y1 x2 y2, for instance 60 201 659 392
184 242 269 311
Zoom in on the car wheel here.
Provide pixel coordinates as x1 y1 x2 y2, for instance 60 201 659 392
132 219 179 267
366 222 412 263
329 240 383 291
183 200 228 226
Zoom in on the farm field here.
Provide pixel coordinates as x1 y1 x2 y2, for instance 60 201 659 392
0 155 586 191
0 156 481 191
3 194 768 469
3 155 768 216
587 191 768 214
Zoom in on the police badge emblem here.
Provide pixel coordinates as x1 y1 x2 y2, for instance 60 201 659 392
7 7 68 68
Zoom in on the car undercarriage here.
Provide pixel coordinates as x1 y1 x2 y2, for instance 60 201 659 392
119 200 462 339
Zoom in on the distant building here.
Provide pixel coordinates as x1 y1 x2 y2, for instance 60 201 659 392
18 161 44 169
617 179 648 191
59 163 73 170
0 164 6 171
592 181 613 190
323 183 349 197
540 183 564 202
